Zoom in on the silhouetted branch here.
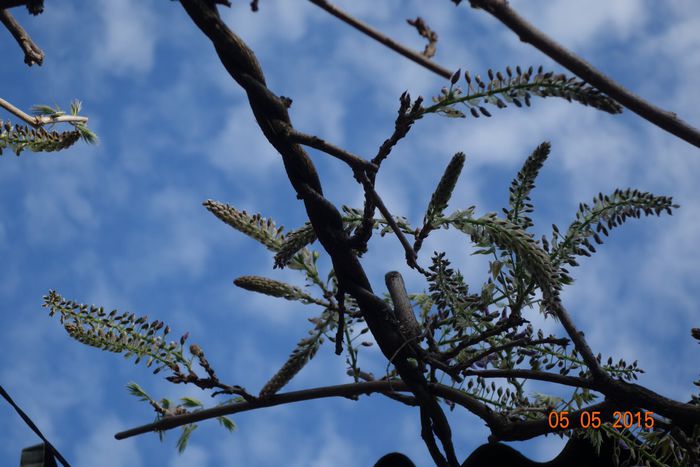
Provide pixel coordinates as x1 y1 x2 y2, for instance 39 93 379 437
177 2 457 463
0 8 43 65
308 0 454 80
285 128 378 173
467 0 700 149
115 377 633 445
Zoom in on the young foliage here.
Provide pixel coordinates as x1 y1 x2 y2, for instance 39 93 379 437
233 275 325 305
31 100 98 143
549 189 679 272
42 290 191 375
258 327 324 398
415 152 466 252
424 66 622 120
203 199 318 274
505 141 551 230
0 99 96 155
0 120 80 155
445 210 564 314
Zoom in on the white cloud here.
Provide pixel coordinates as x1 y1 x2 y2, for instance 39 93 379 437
93 0 158 76
111 186 212 284
169 444 209 467
510 0 648 50
73 417 142 467
2 2 700 466
222 1 320 48
207 106 281 179
303 417 358 467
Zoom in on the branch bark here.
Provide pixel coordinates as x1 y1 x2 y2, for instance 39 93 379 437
0 97 88 126
177 2 458 464
110 0 700 456
468 0 700 149
114 377 624 444
308 0 454 80
0 8 43 65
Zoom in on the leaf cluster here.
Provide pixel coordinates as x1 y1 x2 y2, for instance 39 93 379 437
426 65 622 120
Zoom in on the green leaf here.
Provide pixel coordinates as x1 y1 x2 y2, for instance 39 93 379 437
30 104 63 116
180 396 203 408
126 382 152 402
217 416 237 432
176 424 198 453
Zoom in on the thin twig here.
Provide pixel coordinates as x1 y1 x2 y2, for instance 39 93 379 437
307 0 454 80
0 97 88 126
452 336 569 372
407 17 438 58
0 8 43 65
461 368 595 389
355 170 424 272
468 0 700 149
284 128 378 173
349 93 423 251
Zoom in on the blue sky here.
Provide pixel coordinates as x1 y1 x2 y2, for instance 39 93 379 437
1 1 699 465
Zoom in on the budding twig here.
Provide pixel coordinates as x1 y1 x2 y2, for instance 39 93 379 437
0 97 88 127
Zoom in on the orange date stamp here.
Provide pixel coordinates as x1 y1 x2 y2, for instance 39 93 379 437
547 410 654 430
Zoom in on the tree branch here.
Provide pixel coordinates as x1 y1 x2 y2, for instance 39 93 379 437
452 336 569 373
114 377 632 445
114 380 430 440
467 0 700 149
0 0 43 14
0 8 43 66
307 0 454 80
0 97 88 126
284 128 378 173
462 368 596 390
355 170 424 272
177 2 457 463
0 1 29 9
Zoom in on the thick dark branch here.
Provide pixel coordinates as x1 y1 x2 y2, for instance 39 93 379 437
0 1 28 8
0 0 43 14
385 271 422 341
115 381 413 440
307 0 454 80
114 380 497 440
114 378 627 444
177 2 457 463
0 8 43 65
468 0 700 149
